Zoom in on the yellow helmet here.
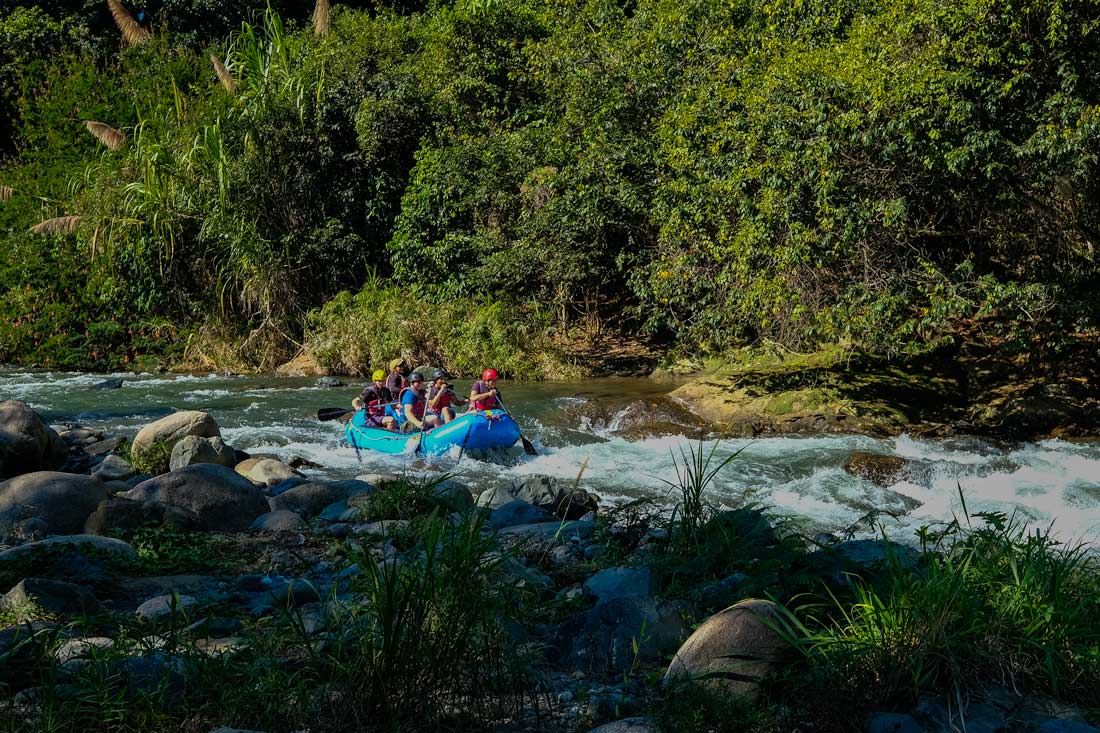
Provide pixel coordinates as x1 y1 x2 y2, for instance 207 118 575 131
372 369 385 381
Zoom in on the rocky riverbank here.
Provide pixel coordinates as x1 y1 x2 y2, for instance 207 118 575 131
2 399 1099 733
662 346 1100 441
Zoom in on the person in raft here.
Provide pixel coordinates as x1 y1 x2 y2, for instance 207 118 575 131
352 369 397 430
385 358 407 395
426 369 468 423
398 372 440 433
469 368 502 411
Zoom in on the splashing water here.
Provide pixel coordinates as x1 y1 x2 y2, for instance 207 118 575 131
4 368 1099 543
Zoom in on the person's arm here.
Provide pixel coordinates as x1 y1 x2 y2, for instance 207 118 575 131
448 387 468 406
429 388 445 409
470 388 497 402
352 387 371 410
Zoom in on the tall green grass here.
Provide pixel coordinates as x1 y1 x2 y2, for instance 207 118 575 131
778 508 1100 717
1 513 535 732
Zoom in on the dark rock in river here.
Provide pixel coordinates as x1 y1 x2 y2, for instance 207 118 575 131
843 451 911 487
125 464 269 532
91 378 123 390
0 400 67 479
315 377 345 388
0 471 108 535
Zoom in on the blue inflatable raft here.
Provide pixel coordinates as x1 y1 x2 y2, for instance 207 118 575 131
345 408 521 456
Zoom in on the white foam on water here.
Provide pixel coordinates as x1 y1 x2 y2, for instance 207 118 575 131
6 368 1100 544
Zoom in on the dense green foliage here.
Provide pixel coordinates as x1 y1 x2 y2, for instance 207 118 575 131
1 0 1098 372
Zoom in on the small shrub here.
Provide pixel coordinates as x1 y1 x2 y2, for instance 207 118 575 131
129 442 171 476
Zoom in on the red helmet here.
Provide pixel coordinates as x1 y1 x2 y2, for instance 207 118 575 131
481 368 499 381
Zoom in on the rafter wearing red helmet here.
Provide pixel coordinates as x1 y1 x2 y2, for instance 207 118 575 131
470 368 501 411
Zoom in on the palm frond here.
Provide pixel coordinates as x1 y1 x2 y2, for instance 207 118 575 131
85 121 126 150
30 215 83 236
313 0 331 36
108 0 151 45
0 185 12 202
210 52 239 93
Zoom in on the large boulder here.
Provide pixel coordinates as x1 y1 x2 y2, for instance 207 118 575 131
0 472 108 534
91 454 135 482
131 411 220 473
169 436 236 472
1 578 102 617
583 567 654 605
0 535 138 586
125 464 269 532
84 497 202 535
663 599 787 700
0 401 66 480
268 480 375 518
511 475 599 519
235 458 303 487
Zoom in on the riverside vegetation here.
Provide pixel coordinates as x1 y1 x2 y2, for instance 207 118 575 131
1 399 1100 732
0 0 1098 383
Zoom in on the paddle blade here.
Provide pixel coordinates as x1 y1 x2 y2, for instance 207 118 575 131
318 407 352 422
521 435 538 456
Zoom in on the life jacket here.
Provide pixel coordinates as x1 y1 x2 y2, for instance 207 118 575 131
427 386 455 413
472 380 500 411
398 386 426 420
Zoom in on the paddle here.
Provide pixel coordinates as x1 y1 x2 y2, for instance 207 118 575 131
495 395 537 456
317 407 353 422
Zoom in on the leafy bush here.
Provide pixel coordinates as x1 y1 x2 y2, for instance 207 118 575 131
307 280 578 380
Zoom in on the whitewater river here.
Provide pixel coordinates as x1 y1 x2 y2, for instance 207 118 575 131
4 368 1100 544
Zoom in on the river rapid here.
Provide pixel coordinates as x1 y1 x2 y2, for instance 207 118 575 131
4 368 1100 545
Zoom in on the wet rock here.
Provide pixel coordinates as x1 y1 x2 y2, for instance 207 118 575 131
136 594 200 623
126 464 269 532
250 510 306 533
315 377 345 388
664 599 786 700
1 578 101 617
269 480 375 518
131 410 221 469
553 597 687 675
210 728 269 733
0 400 67 479
92 454 135 482
511 475 599 520
288 456 323 470
843 451 910 487
583 567 654 604
84 497 201 535
266 578 320 607
235 458 304 487
91 378 124 390
169 435 236 472
699 572 750 611
0 472 108 534
488 499 553 529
